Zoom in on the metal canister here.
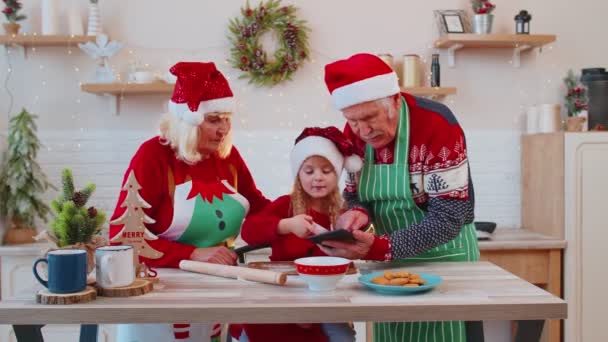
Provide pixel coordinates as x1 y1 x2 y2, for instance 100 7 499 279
402 54 421 87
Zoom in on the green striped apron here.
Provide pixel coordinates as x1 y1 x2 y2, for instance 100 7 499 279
358 97 479 342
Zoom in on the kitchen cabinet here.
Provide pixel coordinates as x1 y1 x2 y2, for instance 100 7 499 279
522 132 608 342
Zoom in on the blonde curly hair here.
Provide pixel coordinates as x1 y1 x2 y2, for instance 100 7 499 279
290 173 343 228
158 112 233 163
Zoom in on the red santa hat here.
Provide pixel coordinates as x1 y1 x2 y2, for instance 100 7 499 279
324 53 400 111
290 126 363 177
168 62 235 126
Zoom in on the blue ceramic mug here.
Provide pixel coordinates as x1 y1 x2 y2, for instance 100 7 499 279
33 249 87 294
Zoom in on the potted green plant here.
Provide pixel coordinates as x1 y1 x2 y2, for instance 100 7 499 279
471 0 496 34
0 108 55 244
34 168 107 273
2 0 26 35
564 70 589 131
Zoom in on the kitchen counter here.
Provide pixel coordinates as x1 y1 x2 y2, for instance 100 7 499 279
478 228 564 342
0 261 564 331
478 228 566 251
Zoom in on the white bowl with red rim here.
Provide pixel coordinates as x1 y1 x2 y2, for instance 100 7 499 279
294 256 351 291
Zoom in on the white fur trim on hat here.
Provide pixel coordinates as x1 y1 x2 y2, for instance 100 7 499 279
331 72 400 111
344 155 363 173
290 136 344 177
169 97 236 126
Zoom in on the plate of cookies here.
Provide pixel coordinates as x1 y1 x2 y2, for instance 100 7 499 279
358 270 442 295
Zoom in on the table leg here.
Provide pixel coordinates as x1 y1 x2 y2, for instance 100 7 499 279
80 324 98 342
515 320 545 342
465 321 485 342
13 325 44 342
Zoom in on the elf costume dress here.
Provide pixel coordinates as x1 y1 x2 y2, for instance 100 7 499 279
110 62 270 342
325 54 480 342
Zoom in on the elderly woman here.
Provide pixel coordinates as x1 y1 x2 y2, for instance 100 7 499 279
109 61 270 342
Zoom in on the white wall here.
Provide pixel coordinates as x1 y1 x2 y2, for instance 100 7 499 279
1 0 607 232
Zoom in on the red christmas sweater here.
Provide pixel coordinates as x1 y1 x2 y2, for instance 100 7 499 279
237 195 329 342
108 137 270 268
241 195 330 261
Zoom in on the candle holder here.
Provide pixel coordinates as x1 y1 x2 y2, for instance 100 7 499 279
514 10 531 34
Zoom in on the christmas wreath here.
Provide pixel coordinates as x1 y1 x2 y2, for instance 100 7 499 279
228 0 310 86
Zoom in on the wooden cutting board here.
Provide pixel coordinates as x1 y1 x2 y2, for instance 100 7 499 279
247 261 358 275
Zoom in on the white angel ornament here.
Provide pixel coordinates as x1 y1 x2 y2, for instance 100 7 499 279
78 34 124 83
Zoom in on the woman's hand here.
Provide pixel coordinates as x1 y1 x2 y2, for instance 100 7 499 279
318 229 375 260
335 209 369 231
190 246 237 265
278 214 314 238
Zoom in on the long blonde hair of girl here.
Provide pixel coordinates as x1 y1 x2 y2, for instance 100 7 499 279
290 176 343 228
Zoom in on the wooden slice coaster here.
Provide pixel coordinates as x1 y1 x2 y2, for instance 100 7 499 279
96 279 153 297
248 261 358 275
36 286 97 305
140 276 160 284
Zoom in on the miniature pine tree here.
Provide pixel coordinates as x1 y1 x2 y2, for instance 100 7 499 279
50 169 106 247
0 108 55 229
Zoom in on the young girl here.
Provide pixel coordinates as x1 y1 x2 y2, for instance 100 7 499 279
237 126 363 342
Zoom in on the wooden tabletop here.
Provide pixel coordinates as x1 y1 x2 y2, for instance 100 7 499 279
478 228 566 251
0 261 565 325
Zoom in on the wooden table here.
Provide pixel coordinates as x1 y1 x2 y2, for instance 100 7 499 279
0 261 565 341
479 228 566 342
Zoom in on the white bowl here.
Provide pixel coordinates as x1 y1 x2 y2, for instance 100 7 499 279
294 256 351 291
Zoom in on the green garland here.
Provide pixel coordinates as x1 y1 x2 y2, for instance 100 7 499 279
228 0 310 86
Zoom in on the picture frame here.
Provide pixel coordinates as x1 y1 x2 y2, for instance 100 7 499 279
434 10 471 35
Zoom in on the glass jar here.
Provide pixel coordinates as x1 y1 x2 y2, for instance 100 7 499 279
402 54 421 87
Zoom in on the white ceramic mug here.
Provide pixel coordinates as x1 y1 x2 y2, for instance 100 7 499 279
526 106 539 134
95 245 135 288
133 71 156 84
538 104 562 133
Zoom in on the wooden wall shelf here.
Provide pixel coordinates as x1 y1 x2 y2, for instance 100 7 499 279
81 81 174 96
402 86 457 98
0 34 94 47
80 81 174 115
433 34 557 67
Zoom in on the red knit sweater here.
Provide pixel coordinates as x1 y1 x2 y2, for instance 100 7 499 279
241 195 331 261
108 137 270 268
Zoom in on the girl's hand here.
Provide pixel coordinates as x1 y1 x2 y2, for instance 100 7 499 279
190 246 237 265
278 214 314 238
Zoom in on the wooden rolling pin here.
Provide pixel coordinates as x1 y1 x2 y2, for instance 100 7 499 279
179 260 287 286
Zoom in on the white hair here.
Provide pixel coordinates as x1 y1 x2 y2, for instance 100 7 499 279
159 113 233 164
377 95 400 118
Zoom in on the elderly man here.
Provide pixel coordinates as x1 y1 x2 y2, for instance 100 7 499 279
323 53 481 342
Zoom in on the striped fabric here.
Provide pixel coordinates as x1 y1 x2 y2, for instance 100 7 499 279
358 98 479 342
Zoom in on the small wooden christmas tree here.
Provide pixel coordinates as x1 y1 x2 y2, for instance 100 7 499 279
110 170 163 260
50 169 106 247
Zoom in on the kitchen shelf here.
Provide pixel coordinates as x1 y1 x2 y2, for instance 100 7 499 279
401 86 457 99
81 81 174 95
0 34 95 58
434 33 557 67
0 34 94 47
80 81 174 115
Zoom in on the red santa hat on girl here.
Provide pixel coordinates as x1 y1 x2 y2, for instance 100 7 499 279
290 126 363 177
168 62 235 126
324 53 400 110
